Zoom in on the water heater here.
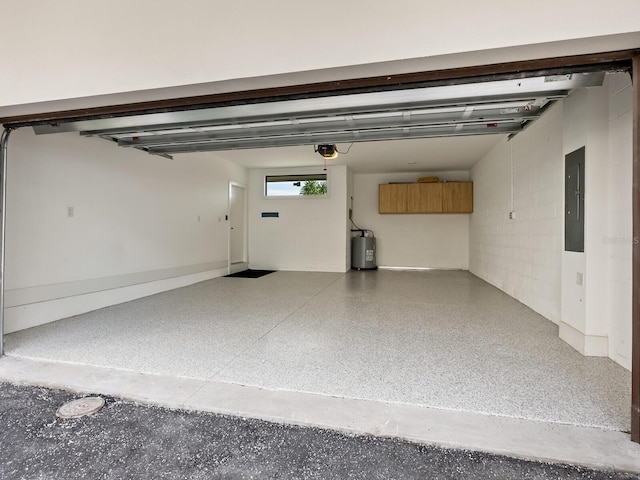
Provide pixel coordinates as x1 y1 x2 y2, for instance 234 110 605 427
351 235 377 270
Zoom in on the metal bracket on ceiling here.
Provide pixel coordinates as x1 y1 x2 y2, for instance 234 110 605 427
507 100 558 141
87 134 174 160
147 151 173 160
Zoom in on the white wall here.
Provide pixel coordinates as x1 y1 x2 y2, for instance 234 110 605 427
5 128 246 332
470 74 633 370
353 172 470 269
247 165 349 272
560 86 609 357
606 74 633 369
2 1 640 110
560 74 633 368
470 102 563 323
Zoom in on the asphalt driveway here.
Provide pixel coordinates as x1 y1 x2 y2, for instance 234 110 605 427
0 383 637 480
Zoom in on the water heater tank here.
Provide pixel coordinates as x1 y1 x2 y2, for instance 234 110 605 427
351 236 376 270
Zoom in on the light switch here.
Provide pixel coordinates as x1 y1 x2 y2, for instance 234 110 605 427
576 272 583 286
67 206 74 218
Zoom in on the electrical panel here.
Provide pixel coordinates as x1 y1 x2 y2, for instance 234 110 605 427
565 147 585 252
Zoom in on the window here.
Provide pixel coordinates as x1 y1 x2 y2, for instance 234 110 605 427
265 174 328 197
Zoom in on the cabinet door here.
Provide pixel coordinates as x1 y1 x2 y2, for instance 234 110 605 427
442 182 473 213
379 184 408 213
407 183 442 213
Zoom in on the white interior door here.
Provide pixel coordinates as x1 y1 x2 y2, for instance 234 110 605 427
229 184 246 267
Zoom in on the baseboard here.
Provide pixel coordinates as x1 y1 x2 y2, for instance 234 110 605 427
5 261 228 308
229 262 248 274
558 321 609 357
248 264 348 273
4 266 228 334
378 266 466 271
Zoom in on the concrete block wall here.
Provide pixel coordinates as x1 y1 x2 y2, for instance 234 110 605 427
471 74 633 369
559 74 633 367
606 74 633 369
560 86 610 357
470 103 563 323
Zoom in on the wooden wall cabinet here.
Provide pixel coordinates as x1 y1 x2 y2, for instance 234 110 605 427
442 182 473 213
407 183 443 213
379 182 473 214
378 183 408 213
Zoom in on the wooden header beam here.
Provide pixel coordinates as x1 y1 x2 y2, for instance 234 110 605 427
1 49 637 128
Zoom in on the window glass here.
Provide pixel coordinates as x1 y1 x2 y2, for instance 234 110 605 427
265 174 327 197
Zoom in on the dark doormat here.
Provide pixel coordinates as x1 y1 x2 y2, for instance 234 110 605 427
225 269 275 278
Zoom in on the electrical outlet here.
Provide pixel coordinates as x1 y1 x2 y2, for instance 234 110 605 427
67 206 74 218
509 211 515 220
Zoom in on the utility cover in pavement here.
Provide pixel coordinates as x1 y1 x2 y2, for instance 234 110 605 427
56 396 105 419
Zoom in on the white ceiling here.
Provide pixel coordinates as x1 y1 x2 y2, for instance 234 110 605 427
208 135 505 174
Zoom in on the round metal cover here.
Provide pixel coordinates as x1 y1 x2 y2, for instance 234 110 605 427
56 396 105 419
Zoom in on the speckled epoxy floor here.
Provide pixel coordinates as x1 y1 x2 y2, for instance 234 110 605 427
4 270 632 431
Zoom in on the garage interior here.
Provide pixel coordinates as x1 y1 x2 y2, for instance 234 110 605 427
0 60 636 435
2 3 640 468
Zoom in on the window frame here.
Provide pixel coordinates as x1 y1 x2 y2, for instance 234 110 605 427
264 172 329 199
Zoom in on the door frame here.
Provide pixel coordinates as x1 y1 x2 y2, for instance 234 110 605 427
1 49 638 443
632 54 640 443
228 181 248 274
